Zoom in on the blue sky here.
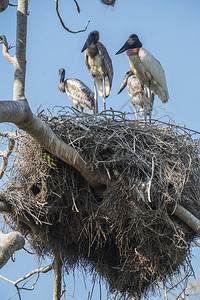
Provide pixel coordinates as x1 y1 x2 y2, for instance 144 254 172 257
1 0 200 299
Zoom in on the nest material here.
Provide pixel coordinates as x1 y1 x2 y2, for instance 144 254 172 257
3 109 200 299
101 0 116 6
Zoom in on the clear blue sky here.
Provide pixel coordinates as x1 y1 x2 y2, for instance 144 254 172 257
1 0 200 299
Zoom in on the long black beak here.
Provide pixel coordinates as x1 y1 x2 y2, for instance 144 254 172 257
117 75 128 94
81 40 89 53
115 41 130 55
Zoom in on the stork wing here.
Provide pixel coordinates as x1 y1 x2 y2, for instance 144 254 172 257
138 48 169 103
97 42 113 88
66 79 95 110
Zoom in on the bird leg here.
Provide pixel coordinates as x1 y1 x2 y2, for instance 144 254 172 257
102 77 106 113
143 87 147 125
133 103 138 121
148 79 154 124
93 79 98 114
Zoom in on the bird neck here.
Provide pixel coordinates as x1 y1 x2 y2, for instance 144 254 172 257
87 43 98 57
126 48 140 56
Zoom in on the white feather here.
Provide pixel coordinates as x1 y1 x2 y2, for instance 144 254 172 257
128 48 169 103
65 78 95 111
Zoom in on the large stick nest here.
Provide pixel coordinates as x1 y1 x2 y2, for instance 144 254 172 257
3 109 200 299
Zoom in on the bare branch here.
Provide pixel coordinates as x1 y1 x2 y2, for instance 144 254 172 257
0 133 15 179
13 0 28 99
0 35 14 64
0 231 25 269
15 264 53 285
55 0 90 34
193 239 200 247
0 100 109 194
0 263 53 294
73 0 80 13
168 203 200 234
9 3 18 7
53 250 62 300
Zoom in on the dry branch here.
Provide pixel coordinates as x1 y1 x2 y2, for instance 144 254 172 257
0 35 14 64
101 0 116 6
55 0 90 34
53 250 62 300
169 204 200 234
0 231 25 269
0 100 108 193
0 263 53 293
0 132 15 179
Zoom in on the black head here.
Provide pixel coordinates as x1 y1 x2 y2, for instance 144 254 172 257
116 34 142 55
59 68 65 82
81 30 100 52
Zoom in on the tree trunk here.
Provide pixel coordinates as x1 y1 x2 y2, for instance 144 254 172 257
13 0 28 100
53 250 62 300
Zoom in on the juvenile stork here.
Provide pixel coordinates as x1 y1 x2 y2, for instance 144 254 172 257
58 68 95 113
118 69 154 120
116 34 169 121
81 30 113 113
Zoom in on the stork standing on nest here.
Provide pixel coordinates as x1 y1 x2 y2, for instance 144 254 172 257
118 69 154 120
116 34 169 122
81 30 113 114
58 68 95 113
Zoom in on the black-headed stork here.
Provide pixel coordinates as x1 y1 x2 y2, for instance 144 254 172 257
118 69 154 120
116 34 169 121
81 30 113 114
58 68 95 113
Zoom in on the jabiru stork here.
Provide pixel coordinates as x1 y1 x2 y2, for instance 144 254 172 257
81 30 113 114
58 68 95 113
116 34 169 121
118 69 154 120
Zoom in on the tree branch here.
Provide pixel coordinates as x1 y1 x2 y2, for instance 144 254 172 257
55 0 90 34
168 203 200 234
0 35 14 64
0 231 25 269
0 199 39 235
0 133 15 179
0 100 108 194
53 250 62 300
13 0 28 100
0 263 52 288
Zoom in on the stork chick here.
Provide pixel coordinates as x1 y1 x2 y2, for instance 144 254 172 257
58 68 95 113
81 30 113 114
118 69 154 120
116 34 169 121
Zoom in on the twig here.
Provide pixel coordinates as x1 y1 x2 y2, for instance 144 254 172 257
55 0 90 34
0 35 15 64
147 156 155 202
9 3 18 7
0 264 53 298
73 0 80 13
0 134 15 179
192 239 200 247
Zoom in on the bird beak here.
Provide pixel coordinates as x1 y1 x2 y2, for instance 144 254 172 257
115 41 130 55
117 83 126 94
117 73 129 94
81 40 89 53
